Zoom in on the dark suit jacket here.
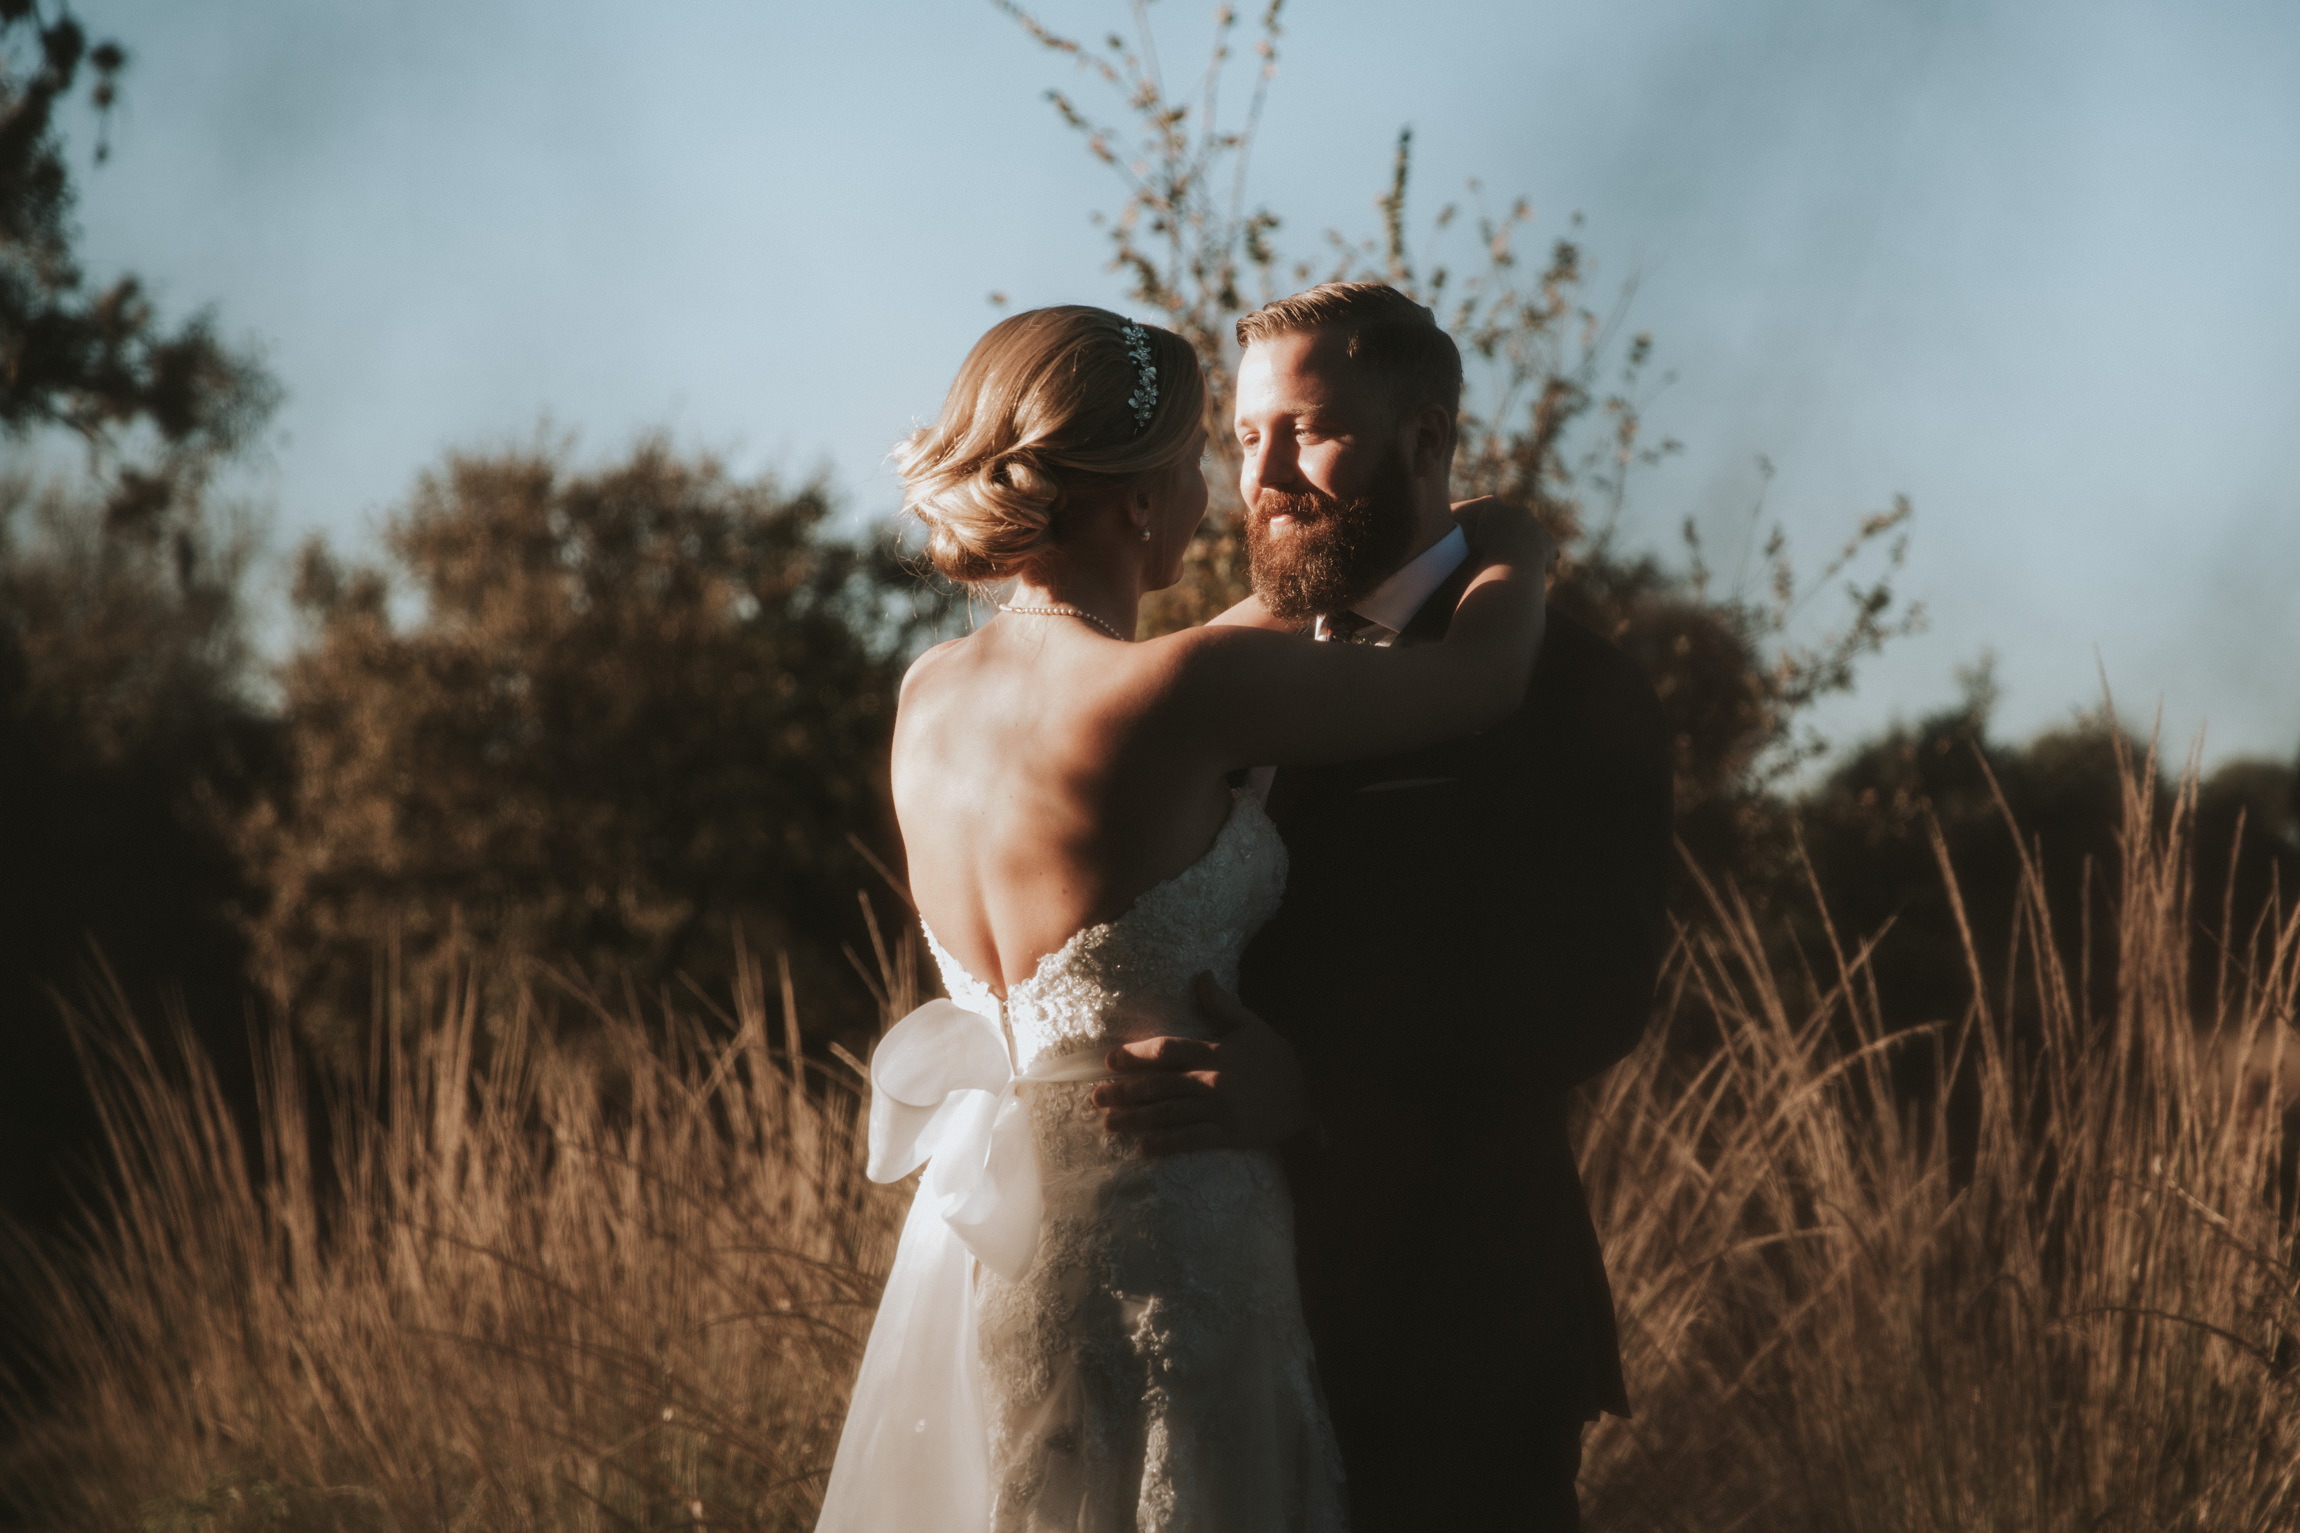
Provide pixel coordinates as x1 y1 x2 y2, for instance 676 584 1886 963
1239 578 1670 1499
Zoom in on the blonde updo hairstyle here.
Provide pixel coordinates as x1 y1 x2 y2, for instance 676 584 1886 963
896 306 1205 585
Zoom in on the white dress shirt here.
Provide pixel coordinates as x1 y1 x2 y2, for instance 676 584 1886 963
1309 524 1471 648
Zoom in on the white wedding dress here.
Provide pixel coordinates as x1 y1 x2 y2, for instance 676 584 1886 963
817 791 1346 1533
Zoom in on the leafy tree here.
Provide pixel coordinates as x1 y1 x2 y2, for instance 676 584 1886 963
1797 688 2129 1030
2193 749 2300 986
1789 674 2296 1057
244 439 922 1065
1 4 278 1233
0 478 273 1234
1 2 275 523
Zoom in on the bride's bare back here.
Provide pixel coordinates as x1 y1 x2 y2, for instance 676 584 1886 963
893 620 1236 996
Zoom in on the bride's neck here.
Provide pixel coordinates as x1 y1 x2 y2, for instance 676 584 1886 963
1006 553 1143 640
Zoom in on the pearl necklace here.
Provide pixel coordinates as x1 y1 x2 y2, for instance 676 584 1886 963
997 602 1129 642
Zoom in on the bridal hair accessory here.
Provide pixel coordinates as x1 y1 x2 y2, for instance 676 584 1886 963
1121 319 1158 431
999 602 1129 641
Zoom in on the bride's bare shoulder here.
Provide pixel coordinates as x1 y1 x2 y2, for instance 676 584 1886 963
900 632 974 690
894 636 979 740
900 624 1256 731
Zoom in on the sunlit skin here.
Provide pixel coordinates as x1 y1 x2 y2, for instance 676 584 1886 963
1089 329 1494 1152
889 391 1551 1056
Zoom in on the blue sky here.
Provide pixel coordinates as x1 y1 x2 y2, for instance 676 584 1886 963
55 0 2300 771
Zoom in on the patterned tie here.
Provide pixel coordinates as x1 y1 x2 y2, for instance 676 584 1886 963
1324 609 1377 644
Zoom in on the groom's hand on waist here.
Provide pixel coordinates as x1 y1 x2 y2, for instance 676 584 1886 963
1091 974 1310 1155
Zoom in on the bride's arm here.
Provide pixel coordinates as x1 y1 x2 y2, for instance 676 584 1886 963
1204 591 1294 632
1156 499 1554 769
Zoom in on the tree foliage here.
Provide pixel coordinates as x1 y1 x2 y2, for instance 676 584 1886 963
0 3 275 525
0 3 280 1234
0 475 273 1230
244 439 920 1064
1793 681 2300 1044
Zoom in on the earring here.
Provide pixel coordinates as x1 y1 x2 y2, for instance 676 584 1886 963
1139 522 1153 542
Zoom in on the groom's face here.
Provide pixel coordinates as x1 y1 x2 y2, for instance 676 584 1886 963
1234 329 1420 624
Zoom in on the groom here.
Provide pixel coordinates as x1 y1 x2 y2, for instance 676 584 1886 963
1093 282 1672 1530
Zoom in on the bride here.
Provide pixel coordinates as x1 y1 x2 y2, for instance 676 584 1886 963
817 305 1550 1532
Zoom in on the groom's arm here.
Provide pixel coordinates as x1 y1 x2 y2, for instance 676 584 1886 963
1091 974 1312 1154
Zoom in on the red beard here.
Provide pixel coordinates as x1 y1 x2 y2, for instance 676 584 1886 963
1244 450 1420 625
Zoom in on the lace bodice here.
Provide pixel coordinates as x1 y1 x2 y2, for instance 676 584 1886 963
923 790 1289 1071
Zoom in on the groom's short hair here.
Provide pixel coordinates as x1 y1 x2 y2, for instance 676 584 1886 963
1235 283 1463 421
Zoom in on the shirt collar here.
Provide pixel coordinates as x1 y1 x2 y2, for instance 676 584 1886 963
1347 524 1471 636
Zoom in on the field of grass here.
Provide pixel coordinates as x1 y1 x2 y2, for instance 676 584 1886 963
1 932 917 1533
4 747 2295 1531
1581 748 2300 1531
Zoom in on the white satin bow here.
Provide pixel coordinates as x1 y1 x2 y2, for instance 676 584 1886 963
821 998 1123 1532
867 997 1111 1280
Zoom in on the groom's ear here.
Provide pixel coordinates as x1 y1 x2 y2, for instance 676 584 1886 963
1402 399 1456 480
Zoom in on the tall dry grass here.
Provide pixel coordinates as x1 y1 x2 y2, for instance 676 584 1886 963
4 743 2296 1531
1582 741 2300 1531
1 931 919 1532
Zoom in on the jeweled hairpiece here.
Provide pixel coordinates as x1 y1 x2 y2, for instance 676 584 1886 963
1121 319 1158 431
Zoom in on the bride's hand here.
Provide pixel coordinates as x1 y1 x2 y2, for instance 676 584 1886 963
1452 496 1558 576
